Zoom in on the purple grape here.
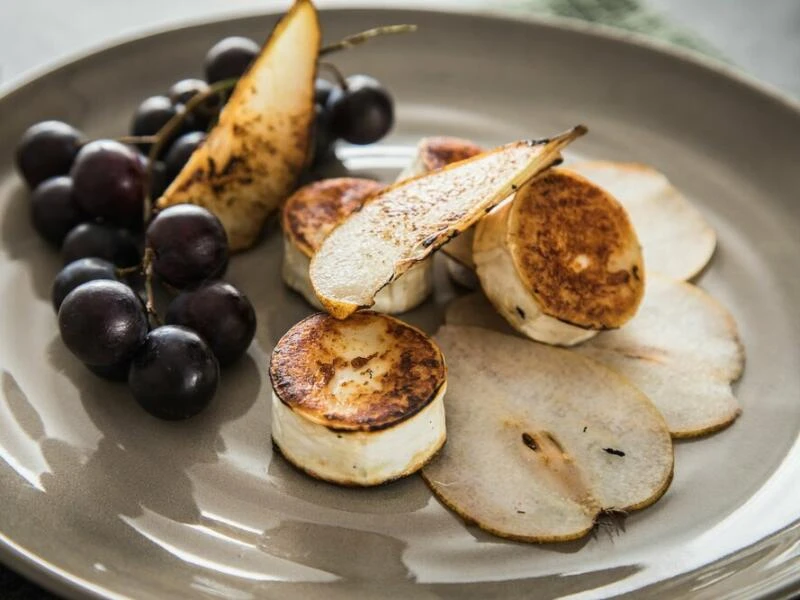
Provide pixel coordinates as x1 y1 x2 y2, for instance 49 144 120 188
164 131 206 181
62 223 141 268
204 37 260 83
15 121 85 188
327 75 394 145
166 281 256 366
146 204 227 289
58 280 148 367
30 176 87 245
51 257 118 311
129 325 219 420
71 140 146 228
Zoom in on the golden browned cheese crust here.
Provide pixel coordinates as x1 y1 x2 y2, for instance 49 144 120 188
281 178 384 257
270 312 446 431
420 137 484 171
509 169 644 329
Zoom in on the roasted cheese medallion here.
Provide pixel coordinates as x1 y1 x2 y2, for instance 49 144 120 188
281 178 433 313
474 168 644 346
270 312 447 486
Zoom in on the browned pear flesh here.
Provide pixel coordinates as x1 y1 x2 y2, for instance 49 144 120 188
310 127 587 319
157 0 320 251
473 168 644 346
422 326 673 542
395 136 484 270
445 275 744 437
568 161 716 280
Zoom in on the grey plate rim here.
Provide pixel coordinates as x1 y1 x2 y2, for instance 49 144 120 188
1 3 800 600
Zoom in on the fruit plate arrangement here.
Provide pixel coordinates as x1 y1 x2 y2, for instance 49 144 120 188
1 2 800 599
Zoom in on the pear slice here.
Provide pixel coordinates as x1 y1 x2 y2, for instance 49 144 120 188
568 161 716 280
422 325 673 543
157 0 320 252
445 275 744 437
310 126 587 319
473 168 644 346
395 136 485 289
281 177 434 313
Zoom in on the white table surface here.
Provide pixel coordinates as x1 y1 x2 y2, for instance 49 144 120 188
1 0 799 99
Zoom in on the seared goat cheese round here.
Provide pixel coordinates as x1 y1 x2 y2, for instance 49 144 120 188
473 168 644 346
269 312 447 486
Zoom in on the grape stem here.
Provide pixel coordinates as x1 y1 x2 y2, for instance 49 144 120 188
142 78 238 223
142 247 162 327
318 62 349 90
115 265 141 277
114 135 160 146
319 24 418 56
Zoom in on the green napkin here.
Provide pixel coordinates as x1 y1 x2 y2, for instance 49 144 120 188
503 0 721 58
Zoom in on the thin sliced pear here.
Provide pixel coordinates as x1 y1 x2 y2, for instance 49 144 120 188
395 136 485 288
445 275 744 437
574 275 744 437
422 325 673 543
310 127 587 319
157 0 320 251
568 161 716 280
473 168 644 346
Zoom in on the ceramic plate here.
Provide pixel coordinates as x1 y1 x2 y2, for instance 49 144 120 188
1 4 800 599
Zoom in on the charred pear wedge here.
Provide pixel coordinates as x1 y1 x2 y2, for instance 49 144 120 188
310 126 587 319
157 0 320 252
422 325 673 543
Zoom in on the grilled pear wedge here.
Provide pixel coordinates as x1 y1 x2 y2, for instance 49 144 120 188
157 0 320 251
473 168 644 346
569 161 716 280
310 126 587 319
281 178 433 313
396 136 484 288
445 275 744 437
270 312 447 486
422 325 673 543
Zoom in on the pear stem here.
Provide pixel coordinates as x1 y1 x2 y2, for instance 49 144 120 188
319 24 418 56
142 78 238 224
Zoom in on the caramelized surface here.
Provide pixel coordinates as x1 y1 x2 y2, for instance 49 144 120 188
509 169 644 329
270 312 446 431
281 178 384 257
418 136 483 171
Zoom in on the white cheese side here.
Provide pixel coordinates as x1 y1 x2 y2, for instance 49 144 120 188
271 384 447 486
282 235 323 309
474 212 598 346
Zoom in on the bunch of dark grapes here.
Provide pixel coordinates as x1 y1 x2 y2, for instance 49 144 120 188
46 200 256 420
14 32 397 420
